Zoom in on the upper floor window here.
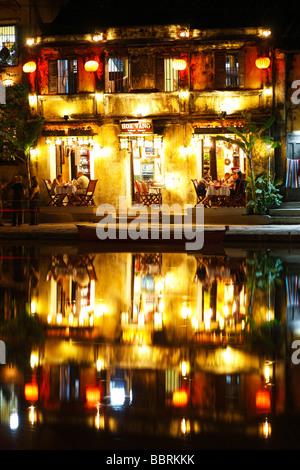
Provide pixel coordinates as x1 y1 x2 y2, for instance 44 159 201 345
214 51 244 89
48 59 78 94
107 57 130 93
155 57 180 92
0 25 17 66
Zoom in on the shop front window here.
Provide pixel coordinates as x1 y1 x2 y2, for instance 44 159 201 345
0 25 17 66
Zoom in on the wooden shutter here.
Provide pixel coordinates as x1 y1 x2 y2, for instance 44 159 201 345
238 50 245 88
155 57 164 91
214 52 226 89
48 60 58 94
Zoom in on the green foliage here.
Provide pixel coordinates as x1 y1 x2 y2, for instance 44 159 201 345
0 84 45 164
246 173 283 214
247 251 283 290
211 112 282 210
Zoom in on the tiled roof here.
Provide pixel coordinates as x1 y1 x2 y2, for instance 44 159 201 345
44 0 300 48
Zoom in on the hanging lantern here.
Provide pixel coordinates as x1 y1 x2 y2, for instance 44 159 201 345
172 59 187 71
84 60 99 72
255 57 271 69
23 61 36 73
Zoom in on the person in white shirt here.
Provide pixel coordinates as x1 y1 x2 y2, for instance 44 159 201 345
75 172 89 194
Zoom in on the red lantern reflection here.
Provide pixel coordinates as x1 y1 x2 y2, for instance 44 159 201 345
256 390 271 411
25 383 38 402
172 389 188 407
86 386 100 404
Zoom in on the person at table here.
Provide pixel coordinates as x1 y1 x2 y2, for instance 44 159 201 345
220 172 232 185
230 171 245 196
75 171 89 194
51 174 63 194
67 172 90 205
196 171 211 197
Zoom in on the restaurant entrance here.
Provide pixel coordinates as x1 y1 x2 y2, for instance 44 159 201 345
193 131 246 180
119 119 164 202
47 136 95 183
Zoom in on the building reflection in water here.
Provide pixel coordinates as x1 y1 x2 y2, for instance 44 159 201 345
0 244 299 448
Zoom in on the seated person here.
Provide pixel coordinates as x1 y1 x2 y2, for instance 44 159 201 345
51 174 63 194
75 172 89 194
230 171 245 196
67 172 90 204
196 171 211 197
220 172 232 184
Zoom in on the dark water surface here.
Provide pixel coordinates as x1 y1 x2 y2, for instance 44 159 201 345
0 240 300 451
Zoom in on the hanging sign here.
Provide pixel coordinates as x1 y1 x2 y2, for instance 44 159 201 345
120 119 153 135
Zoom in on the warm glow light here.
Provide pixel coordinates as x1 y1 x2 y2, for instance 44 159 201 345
256 390 271 411
84 60 99 72
26 38 35 46
30 352 38 368
28 405 37 425
255 57 271 69
23 61 36 73
172 59 187 71
172 389 188 407
25 383 38 402
86 387 100 404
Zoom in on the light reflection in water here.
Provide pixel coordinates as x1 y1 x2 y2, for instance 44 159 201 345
0 244 299 449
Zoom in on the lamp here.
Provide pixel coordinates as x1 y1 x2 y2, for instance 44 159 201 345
255 57 270 69
84 60 99 72
23 61 36 73
172 59 187 71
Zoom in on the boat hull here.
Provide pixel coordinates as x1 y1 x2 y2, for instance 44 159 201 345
76 224 227 246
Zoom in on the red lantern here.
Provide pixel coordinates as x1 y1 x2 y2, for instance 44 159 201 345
84 60 99 72
24 383 38 401
23 61 36 73
86 386 100 404
255 57 270 69
255 390 271 411
172 59 187 71
172 389 188 407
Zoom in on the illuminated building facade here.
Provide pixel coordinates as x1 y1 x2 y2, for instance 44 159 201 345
19 4 286 208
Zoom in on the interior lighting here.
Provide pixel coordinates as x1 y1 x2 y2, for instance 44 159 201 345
172 59 187 71
84 60 99 72
110 385 125 407
92 33 103 42
23 61 36 73
255 57 271 69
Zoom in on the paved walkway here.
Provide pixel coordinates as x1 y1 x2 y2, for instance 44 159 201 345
1 221 300 243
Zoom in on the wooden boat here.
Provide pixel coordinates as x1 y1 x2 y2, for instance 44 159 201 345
76 223 228 247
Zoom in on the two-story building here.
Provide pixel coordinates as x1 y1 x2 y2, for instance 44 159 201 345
12 1 299 208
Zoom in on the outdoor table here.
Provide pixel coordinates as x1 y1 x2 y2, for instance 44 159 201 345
54 184 77 206
201 184 231 207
